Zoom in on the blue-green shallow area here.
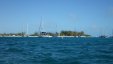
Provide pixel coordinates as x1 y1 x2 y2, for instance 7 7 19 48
0 37 113 64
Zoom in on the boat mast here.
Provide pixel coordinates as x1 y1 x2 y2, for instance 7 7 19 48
26 24 29 36
56 24 58 36
39 17 42 36
112 29 113 37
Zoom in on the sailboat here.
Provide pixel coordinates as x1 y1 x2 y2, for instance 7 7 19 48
38 17 43 37
99 35 106 38
38 17 52 38
26 24 29 37
98 30 107 38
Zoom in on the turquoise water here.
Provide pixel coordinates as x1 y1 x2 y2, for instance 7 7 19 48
0 37 113 64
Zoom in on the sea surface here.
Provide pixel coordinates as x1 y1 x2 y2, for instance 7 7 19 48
0 37 113 64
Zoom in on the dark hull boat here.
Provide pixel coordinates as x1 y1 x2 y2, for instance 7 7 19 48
99 35 107 38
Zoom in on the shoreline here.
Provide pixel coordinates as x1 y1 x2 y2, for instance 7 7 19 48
0 36 90 38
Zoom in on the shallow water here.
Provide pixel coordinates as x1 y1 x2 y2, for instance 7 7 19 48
0 37 113 64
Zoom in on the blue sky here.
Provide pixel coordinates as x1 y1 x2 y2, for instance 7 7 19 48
0 0 113 36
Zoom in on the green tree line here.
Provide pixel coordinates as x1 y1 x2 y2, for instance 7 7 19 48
0 30 90 37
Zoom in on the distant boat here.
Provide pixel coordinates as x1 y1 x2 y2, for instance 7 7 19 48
25 24 29 37
99 35 107 38
99 30 107 38
38 17 52 38
38 17 42 37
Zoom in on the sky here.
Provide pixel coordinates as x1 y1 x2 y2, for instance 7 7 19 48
0 0 113 36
